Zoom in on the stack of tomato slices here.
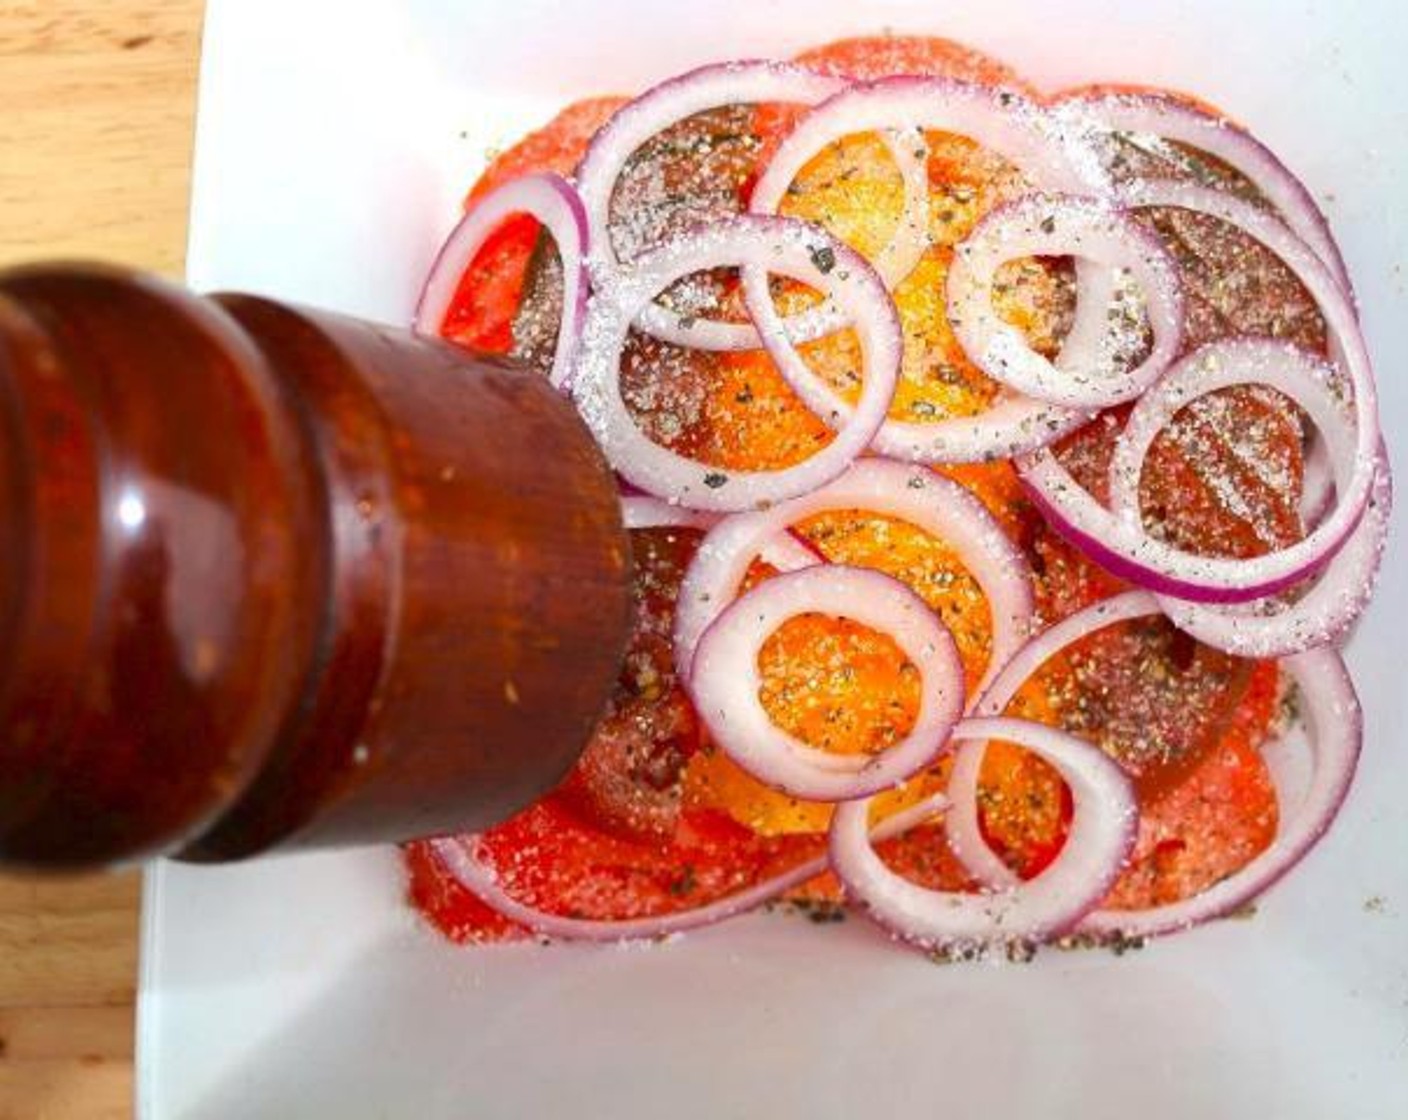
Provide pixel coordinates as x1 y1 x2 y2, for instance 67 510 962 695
405 35 1388 959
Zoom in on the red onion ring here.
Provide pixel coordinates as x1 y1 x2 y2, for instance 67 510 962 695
690 565 965 801
1057 89 1354 301
570 216 901 512
758 531 826 573
830 716 1138 954
1019 181 1380 602
620 495 716 531
619 495 819 574
426 790 948 944
741 77 1116 462
1105 338 1364 609
414 172 588 389
946 597 1364 940
574 60 852 349
1299 434 1336 529
946 591 1161 888
744 124 931 349
672 457 1035 698
1081 644 1361 939
749 76 1109 220
946 192 1184 410
1160 447 1393 657
1108 339 1352 529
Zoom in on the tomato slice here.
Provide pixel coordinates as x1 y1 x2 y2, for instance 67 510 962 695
467 96 627 202
793 34 1032 89
1104 661 1281 909
559 527 703 840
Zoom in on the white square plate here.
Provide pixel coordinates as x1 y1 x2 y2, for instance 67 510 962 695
140 2 1408 1116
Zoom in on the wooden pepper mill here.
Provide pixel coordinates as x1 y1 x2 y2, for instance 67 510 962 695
0 263 632 869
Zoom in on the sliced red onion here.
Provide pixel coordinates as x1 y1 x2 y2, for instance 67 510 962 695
739 77 1116 462
1114 341 1388 654
1019 182 1380 602
748 76 1109 218
690 565 965 801
745 113 936 349
758 531 825 573
1081 645 1361 939
672 457 1035 699
571 216 900 512
1107 339 1353 528
831 716 1138 954
1103 337 1364 610
427 790 948 944
946 193 1184 410
947 597 1366 939
620 495 717 531
1160 448 1393 657
619 495 817 572
1299 433 1336 529
946 591 1161 888
414 172 588 390
574 59 847 349
1057 89 1354 300
648 125 929 353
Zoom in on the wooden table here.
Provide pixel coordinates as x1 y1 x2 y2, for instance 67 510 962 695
0 3 204 1116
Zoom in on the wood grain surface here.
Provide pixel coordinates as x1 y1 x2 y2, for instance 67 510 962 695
0 2 204 1116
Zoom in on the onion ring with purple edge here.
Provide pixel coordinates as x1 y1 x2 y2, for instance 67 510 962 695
946 192 1184 410
830 716 1137 955
1113 339 1390 656
427 790 948 944
414 172 588 390
1018 181 1380 603
1081 644 1361 939
944 597 1364 940
743 77 1122 461
1056 89 1354 301
689 564 965 802
1157 446 1393 658
671 457 1035 698
574 60 932 351
945 591 1160 889
571 216 901 512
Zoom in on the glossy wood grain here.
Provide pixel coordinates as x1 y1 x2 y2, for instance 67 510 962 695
0 4 204 1117
0 270 631 866
184 297 633 858
0 267 320 869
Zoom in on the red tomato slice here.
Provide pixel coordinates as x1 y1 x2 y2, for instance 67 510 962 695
467 97 627 202
793 35 1031 88
1104 660 1281 909
558 527 704 840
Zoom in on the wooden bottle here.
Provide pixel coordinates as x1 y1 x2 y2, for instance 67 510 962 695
0 264 632 869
